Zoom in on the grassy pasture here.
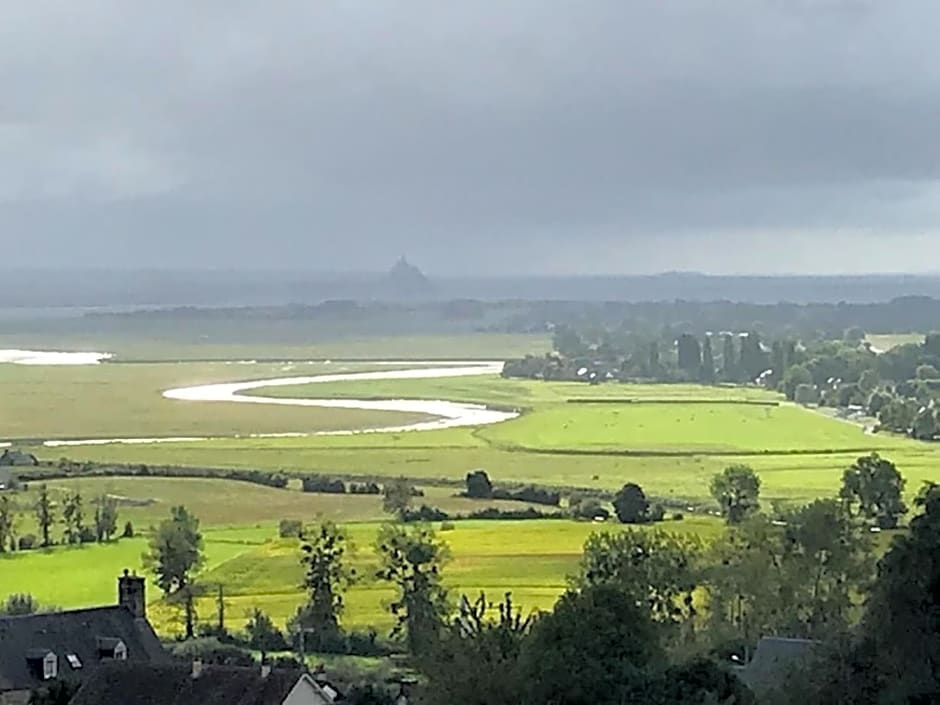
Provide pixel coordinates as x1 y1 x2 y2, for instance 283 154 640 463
45 440 940 505
0 516 722 634
8 477 561 535
0 361 430 440
479 402 906 454
865 333 924 352
0 332 549 363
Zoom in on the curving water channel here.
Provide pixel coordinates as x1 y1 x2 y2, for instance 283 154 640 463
40 361 517 447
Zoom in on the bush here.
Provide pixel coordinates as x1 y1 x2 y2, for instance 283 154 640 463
78 526 97 544
18 534 36 551
402 505 450 522
121 521 134 538
491 486 560 506
278 519 303 538
245 609 290 653
672 513 685 521
170 638 255 666
18 463 289 489
571 499 610 521
467 507 562 521
349 481 381 495
440 521 456 531
301 476 347 494
464 469 494 498
0 593 39 615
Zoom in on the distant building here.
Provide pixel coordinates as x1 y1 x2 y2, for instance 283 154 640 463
386 256 431 296
735 636 818 696
70 662 343 705
0 450 37 467
0 571 167 705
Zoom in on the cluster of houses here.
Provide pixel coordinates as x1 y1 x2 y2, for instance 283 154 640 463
0 572 354 705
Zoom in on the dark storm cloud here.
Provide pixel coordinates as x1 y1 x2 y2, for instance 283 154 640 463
2 0 940 273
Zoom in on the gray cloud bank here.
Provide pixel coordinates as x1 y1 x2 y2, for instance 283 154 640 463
1 1 939 274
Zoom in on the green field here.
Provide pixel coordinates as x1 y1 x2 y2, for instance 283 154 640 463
1 515 722 635
22 368 935 504
865 333 924 352
4 334 940 638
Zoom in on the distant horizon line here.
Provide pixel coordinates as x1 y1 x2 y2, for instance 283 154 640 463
2 266 940 279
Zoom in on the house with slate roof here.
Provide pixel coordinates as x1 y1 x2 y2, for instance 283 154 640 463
736 636 818 696
70 661 343 705
0 571 167 705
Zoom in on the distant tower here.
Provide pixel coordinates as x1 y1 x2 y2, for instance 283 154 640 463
118 569 146 619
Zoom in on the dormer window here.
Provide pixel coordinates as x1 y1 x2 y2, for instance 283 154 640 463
43 652 58 680
66 653 82 669
25 649 57 680
96 637 127 660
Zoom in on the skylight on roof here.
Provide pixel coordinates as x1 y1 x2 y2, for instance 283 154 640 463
66 654 82 669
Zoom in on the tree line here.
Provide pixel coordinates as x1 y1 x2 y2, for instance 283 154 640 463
0 485 131 552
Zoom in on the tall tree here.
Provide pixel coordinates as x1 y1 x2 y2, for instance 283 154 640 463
382 477 414 520
62 491 84 544
839 453 907 528
706 515 788 647
94 495 119 542
676 333 702 376
143 505 205 595
375 524 450 656
647 341 661 376
710 465 761 524
576 529 702 631
781 364 813 400
519 585 664 705
793 484 940 704
771 339 786 382
293 522 355 647
34 484 54 548
721 334 738 382
422 592 532 705
739 331 768 382
612 482 650 524
0 495 17 552
779 499 873 638
700 334 716 383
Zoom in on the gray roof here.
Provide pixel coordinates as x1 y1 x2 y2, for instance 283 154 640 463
738 636 817 692
0 606 168 693
70 663 340 705
0 450 38 466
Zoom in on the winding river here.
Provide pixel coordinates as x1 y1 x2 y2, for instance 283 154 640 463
40 361 517 447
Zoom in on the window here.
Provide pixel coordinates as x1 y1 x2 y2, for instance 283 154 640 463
66 654 82 669
113 641 127 661
43 653 57 680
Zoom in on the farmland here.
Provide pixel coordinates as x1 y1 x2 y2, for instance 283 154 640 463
3 333 940 639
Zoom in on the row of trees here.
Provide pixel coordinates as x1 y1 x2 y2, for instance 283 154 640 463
509 325 940 442
0 485 127 552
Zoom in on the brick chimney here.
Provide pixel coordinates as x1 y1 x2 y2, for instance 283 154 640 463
118 569 146 619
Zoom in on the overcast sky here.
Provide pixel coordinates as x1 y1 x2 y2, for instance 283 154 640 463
2 1 939 275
